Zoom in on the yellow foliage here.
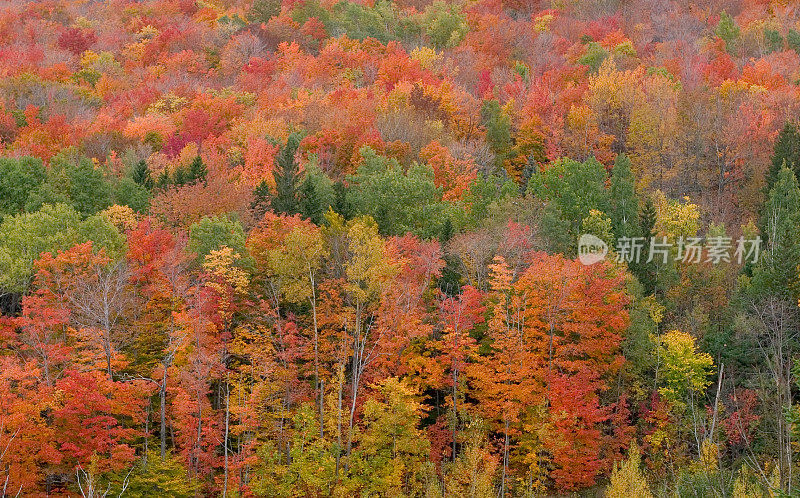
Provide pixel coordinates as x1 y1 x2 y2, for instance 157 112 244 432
203 246 250 296
410 47 439 70
533 13 554 32
605 445 652 498
652 190 701 240
100 205 138 232
658 330 714 404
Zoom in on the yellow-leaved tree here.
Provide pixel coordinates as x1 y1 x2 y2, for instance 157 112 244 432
605 444 652 498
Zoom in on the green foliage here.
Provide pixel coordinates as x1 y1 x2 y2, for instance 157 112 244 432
578 42 609 72
292 0 413 45
764 28 784 53
25 152 113 217
249 0 282 23
480 100 514 170
764 122 800 197
421 1 468 50
751 166 800 298
610 153 640 241
527 156 610 251
657 330 713 406
28 153 113 217
131 160 154 190
715 11 740 53
630 195 658 293
187 156 207 185
0 203 124 294
463 173 517 227
113 452 199 498
253 405 338 496
346 147 459 238
113 178 151 213
251 179 272 220
64 157 113 216
272 132 304 216
188 215 247 265
581 209 613 247
298 161 335 225
787 29 800 55
350 378 433 496
0 156 46 216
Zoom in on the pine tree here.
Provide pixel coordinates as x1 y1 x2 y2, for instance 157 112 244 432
271 132 303 215
764 122 800 199
333 180 353 219
610 154 640 241
751 165 800 298
156 169 171 190
298 175 324 224
251 179 272 220
630 195 657 295
187 156 207 185
438 217 454 244
172 165 187 187
131 160 154 190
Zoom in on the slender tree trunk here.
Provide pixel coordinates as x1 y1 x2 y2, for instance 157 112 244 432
335 364 344 478
501 417 509 498
452 366 458 463
309 269 323 438
144 402 150 467
160 366 167 460
223 378 230 498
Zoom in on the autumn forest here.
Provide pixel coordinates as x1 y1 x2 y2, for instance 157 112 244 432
3 0 800 496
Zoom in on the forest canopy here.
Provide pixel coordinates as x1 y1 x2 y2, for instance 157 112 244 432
1 0 800 496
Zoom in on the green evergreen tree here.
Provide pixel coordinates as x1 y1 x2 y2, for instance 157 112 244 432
764 122 800 198
715 11 740 54
187 156 207 185
610 154 640 241
630 195 657 295
438 217 454 244
156 168 171 190
765 28 784 53
333 180 353 219
750 166 800 298
172 165 187 187
298 175 324 224
271 132 304 215
131 160 154 190
480 99 514 171
251 179 272 220
788 29 800 55
112 452 199 498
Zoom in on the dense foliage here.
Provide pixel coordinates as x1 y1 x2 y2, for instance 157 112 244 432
1 0 800 495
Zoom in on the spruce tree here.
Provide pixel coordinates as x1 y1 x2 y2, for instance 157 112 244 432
156 169 171 191
271 132 303 215
187 156 207 185
630 195 657 295
764 122 800 197
251 179 272 220
298 175 324 224
131 160 154 190
333 180 353 219
751 165 800 298
172 166 187 187
610 154 640 241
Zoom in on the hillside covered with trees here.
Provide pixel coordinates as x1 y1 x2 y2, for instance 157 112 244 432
2 0 800 495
